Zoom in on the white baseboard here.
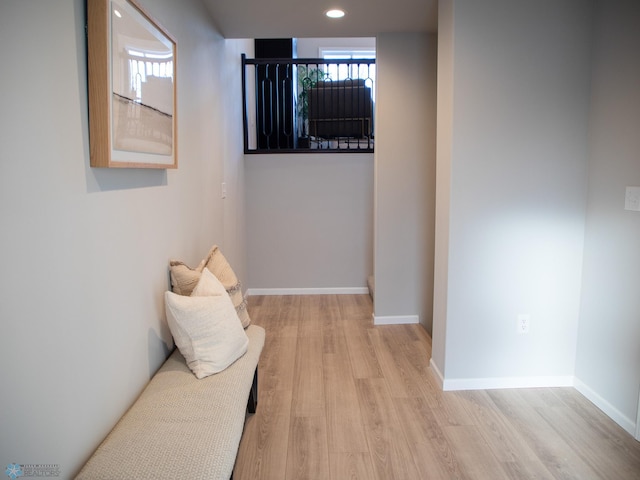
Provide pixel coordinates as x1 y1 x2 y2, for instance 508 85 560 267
246 287 369 296
420 366 638 438
441 375 574 391
429 358 444 390
637 398 640 441
574 377 637 437
637 397 640 441
373 314 419 325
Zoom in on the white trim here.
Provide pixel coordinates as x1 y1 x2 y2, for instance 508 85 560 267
574 377 637 437
373 314 419 325
636 391 640 441
441 375 574 392
246 287 369 296
424 367 639 438
319 46 376 58
429 358 445 390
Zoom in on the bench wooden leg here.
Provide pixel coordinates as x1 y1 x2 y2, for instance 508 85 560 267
247 367 258 414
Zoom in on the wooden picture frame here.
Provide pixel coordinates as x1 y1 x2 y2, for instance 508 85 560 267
88 0 177 168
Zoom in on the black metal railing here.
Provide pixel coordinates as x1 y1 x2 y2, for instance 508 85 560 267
242 55 375 153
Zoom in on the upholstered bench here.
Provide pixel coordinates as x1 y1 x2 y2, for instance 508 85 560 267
76 324 265 480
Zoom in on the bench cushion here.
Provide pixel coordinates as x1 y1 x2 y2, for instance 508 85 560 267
76 324 265 480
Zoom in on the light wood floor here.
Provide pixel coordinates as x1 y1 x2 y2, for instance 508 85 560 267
234 294 640 480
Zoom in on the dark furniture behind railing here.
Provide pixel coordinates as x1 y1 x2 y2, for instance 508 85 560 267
308 79 373 139
242 55 375 153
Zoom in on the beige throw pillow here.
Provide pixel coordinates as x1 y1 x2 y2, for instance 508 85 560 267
164 269 248 379
168 259 205 296
202 245 251 328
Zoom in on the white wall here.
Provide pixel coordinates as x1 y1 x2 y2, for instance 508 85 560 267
222 39 255 285
0 0 249 476
245 153 373 292
432 0 454 372
575 0 640 436
373 32 437 329
245 34 437 311
433 0 591 387
243 38 376 294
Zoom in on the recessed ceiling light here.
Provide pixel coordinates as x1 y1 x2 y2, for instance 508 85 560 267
325 9 345 19
113 9 122 18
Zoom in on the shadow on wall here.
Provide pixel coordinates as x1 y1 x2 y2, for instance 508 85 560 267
87 168 168 193
148 328 173 379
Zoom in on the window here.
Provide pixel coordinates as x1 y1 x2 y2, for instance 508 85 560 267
319 48 376 99
126 49 174 103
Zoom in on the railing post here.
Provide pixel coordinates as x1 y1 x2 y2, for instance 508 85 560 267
241 54 249 154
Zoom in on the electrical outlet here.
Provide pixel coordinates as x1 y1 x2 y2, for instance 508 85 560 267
517 314 530 334
625 187 640 211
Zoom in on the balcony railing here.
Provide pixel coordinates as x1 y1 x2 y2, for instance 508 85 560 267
242 55 375 153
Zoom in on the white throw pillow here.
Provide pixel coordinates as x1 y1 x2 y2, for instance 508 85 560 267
164 270 248 379
168 247 251 329
192 267 228 297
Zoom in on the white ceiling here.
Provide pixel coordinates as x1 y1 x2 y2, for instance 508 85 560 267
201 0 438 39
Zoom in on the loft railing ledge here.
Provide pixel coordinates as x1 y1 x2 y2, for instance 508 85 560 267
242 55 376 154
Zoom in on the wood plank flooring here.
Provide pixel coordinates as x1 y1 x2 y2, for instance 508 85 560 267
234 294 640 480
